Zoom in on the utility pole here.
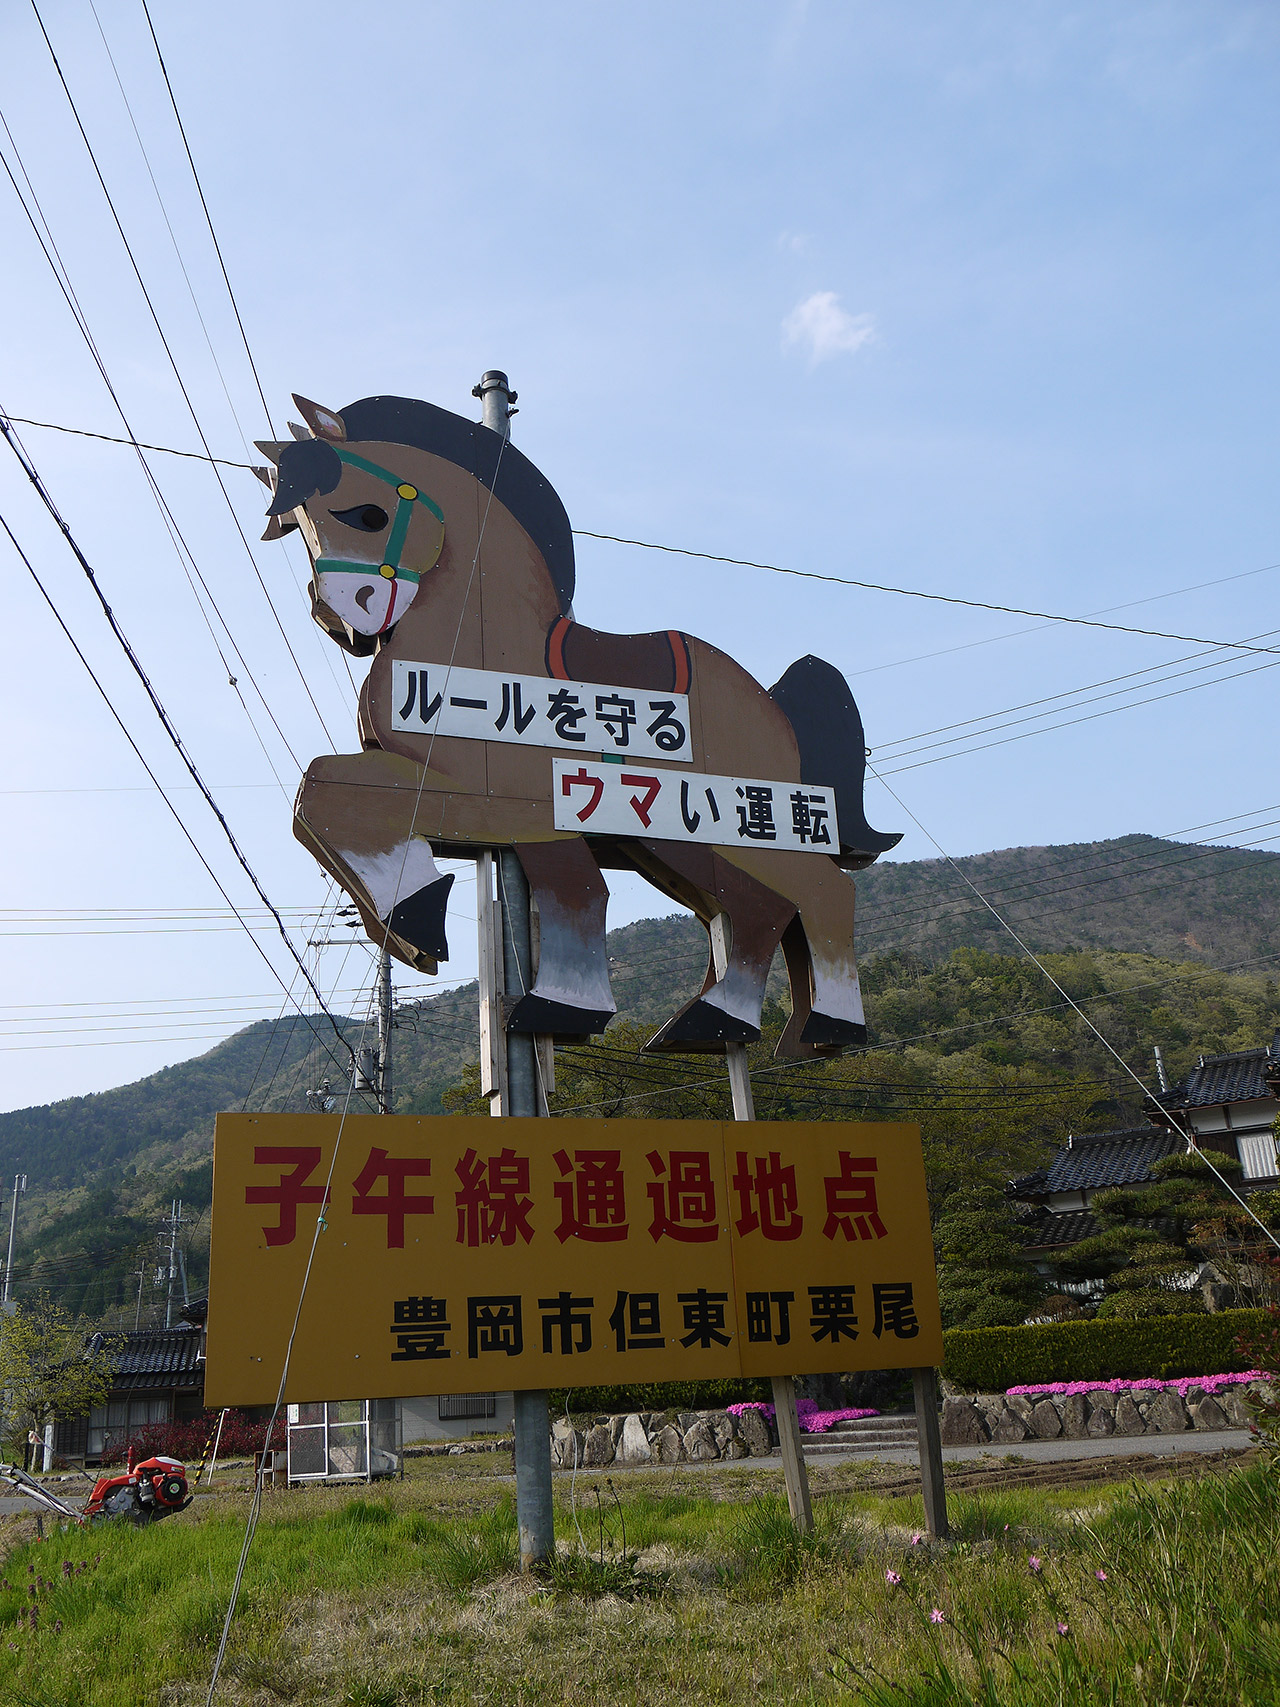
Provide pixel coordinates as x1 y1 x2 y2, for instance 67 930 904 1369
2 1174 26 1306
306 1078 338 1114
158 1200 191 1329
472 368 555 1573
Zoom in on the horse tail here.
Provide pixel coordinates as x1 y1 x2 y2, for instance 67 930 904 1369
768 654 901 867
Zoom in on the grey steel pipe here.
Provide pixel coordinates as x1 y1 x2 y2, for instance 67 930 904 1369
482 378 553 1570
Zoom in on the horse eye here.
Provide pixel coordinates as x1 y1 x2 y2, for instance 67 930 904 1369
330 504 389 532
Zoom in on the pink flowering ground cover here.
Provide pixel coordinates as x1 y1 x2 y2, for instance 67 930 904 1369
1006 1370 1267 1399
726 1399 879 1433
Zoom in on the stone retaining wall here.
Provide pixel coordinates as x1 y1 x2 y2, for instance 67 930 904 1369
940 1380 1271 1447
551 1407 776 1468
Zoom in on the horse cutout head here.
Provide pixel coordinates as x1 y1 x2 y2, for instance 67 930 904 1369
258 393 576 653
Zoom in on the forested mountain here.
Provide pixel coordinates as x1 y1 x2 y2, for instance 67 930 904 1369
6 832 1280 1321
853 833 1280 967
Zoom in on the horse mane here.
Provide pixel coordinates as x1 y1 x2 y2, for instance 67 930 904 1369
268 394 576 616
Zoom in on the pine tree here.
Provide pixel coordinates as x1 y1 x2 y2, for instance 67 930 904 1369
933 1189 1045 1329
1058 1150 1251 1318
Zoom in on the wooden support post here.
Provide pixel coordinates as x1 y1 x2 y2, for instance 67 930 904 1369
912 1366 949 1540
713 919 814 1533
771 1373 815 1533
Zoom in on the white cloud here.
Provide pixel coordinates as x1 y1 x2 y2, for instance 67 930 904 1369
781 292 876 366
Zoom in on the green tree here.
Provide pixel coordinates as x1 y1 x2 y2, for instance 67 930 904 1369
932 1190 1045 1328
1058 1151 1252 1318
0 1300 116 1457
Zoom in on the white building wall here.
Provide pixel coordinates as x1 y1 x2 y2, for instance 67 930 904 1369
1184 1096 1279 1181
400 1392 515 1443
1238 1131 1280 1181
1046 1191 1087 1213
1187 1107 1232 1136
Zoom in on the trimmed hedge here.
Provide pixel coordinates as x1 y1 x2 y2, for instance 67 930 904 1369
941 1309 1270 1392
97 1409 285 1468
546 1378 773 1416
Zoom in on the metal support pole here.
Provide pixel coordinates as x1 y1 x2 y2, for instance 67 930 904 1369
912 1366 949 1539
499 849 541 1121
711 919 813 1531
513 1388 554 1565
500 851 555 1568
477 851 508 1115
377 947 394 1113
473 368 518 436
473 371 554 1572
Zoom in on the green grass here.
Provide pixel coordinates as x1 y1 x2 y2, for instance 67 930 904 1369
831 1463 1280 1704
0 1454 1270 1704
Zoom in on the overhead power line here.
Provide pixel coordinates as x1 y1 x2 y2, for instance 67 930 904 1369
0 454 349 1064
574 530 1280 659
0 136 305 776
866 761 1280 1255
561 1042 1103 1102
0 415 252 468
24 4 339 747
877 652 1280 776
81 0 356 726
6 414 1280 664
847 560 1280 680
877 627 1280 759
136 0 277 437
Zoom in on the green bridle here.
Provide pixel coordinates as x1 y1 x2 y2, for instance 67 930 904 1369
312 446 445 589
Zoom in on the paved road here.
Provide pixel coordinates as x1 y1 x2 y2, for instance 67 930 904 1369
794 1428 1252 1469
0 1492 85 1517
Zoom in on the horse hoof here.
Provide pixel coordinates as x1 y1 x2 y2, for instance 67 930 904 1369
644 997 760 1054
506 992 614 1039
775 1008 868 1057
385 873 454 961
799 1011 867 1048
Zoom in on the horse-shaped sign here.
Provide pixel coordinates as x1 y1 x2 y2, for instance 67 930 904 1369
259 392 898 1057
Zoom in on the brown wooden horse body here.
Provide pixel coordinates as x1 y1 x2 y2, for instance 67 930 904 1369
261 394 898 1058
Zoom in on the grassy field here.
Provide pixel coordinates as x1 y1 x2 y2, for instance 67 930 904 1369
0 1449 1272 1705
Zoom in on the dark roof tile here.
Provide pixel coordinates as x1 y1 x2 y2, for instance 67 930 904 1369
1156 1033 1280 1111
107 1327 203 1391
1019 1209 1100 1250
1007 1169 1048 1198
1009 1128 1185 1199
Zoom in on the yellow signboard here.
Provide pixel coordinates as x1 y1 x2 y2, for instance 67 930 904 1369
205 1113 942 1407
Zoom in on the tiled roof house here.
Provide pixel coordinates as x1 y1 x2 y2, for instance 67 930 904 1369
54 1319 206 1465
1008 1126 1186 1256
1008 1031 1280 1263
1146 1031 1280 1185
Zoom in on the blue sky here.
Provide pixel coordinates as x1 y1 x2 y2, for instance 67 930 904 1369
0 1 1276 1110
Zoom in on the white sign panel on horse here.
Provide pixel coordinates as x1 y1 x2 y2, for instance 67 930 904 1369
390 661 692 762
552 757 838 853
